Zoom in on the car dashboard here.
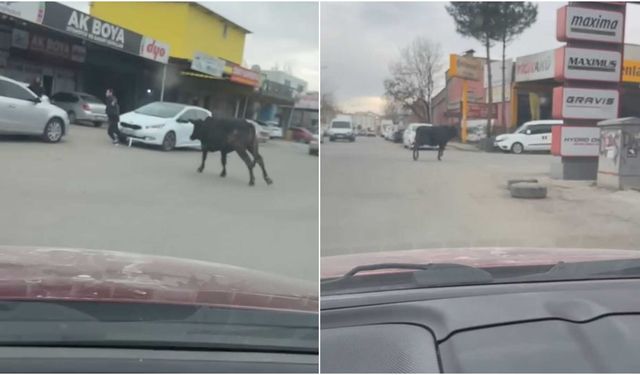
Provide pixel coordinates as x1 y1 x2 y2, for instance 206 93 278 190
321 278 640 373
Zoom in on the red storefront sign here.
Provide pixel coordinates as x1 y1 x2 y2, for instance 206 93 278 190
446 102 497 119
229 66 260 87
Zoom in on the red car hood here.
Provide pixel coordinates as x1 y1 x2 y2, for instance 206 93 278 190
0 246 317 312
322 247 640 279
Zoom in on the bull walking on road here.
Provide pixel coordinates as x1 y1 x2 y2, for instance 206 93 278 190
413 125 458 161
190 117 273 186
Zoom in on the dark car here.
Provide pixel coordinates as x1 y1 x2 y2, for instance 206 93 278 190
0 246 318 373
290 127 315 143
392 129 404 143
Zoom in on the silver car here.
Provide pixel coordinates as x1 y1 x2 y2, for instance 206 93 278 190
0 75 69 142
50 91 107 127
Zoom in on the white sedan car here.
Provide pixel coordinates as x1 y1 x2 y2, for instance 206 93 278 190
246 120 271 143
118 102 211 151
263 121 283 138
403 123 433 148
0 75 69 142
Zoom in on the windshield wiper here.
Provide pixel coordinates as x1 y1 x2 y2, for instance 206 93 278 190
322 263 493 294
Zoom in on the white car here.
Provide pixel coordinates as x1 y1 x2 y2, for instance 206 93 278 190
403 123 433 149
118 102 211 151
494 119 563 154
264 121 283 138
328 116 355 142
0 75 69 142
246 120 270 143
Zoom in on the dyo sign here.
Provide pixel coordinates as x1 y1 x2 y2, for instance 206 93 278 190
557 6 623 43
139 37 169 64
552 87 619 120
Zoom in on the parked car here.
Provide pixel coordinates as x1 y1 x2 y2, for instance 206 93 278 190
247 120 270 143
290 126 315 143
392 126 404 143
403 123 433 149
260 120 283 139
465 119 488 143
328 116 356 142
366 128 376 137
384 126 395 141
117 101 211 151
50 91 107 127
309 133 319 155
0 74 69 142
494 119 563 154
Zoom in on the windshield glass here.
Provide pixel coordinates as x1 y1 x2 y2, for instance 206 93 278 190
320 1 640 293
134 102 186 118
332 121 351 129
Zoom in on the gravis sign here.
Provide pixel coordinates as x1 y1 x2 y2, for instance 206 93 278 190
557 6 624 44
552 87 619 120
555 47 621 82
66 10 125 49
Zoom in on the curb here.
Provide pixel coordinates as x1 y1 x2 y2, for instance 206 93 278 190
448 142 481 152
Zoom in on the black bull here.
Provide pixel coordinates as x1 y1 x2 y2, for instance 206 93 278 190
190 117 273 186
413 126 458 161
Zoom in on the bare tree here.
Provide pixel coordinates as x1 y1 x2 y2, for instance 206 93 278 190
384 37 444 123
383 99 404 124
321 92 340 126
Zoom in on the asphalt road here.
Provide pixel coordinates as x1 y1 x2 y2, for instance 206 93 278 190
0 124 318 282
321 136 640 256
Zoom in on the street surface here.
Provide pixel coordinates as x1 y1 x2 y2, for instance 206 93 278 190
322 136 640 256
0 124 318 282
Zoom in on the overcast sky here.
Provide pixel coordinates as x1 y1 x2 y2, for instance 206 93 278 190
321 2 640 114
64 2 319 91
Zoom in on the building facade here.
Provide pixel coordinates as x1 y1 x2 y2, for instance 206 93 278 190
0 2 169 112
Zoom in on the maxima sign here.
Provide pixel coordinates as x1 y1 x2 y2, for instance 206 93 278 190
552 87 619 120
555 47 621 82
557 6 624 44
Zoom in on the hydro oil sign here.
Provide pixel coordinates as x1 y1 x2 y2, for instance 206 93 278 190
552 87 619 120
555 47 621 82
557 6 624 44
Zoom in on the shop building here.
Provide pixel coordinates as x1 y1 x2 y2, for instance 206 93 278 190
0 2 169 112
433 43 640 138
431 52 493 129
91 2 277 119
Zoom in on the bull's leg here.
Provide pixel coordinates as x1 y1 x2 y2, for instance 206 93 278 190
237 149 256 186
438 144 444 161
197 149 208 173
248 145 273 185
220 151 228 177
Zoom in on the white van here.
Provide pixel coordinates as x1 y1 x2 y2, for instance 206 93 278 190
494 119 563 154
328 116 355 142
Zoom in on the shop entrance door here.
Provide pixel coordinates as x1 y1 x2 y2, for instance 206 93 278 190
42 75 53 97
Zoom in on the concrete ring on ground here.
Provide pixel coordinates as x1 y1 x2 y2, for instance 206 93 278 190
510 182 547 199
507 178 538 189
